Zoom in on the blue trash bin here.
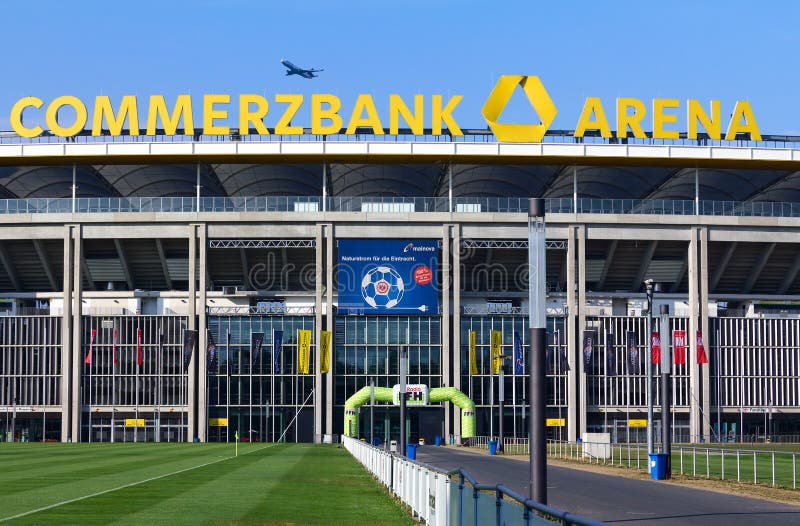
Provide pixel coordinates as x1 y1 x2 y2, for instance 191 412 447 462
406 444 418 460
488 440 498 455
435 435 441 446
372 438 380 447
649 453 668 480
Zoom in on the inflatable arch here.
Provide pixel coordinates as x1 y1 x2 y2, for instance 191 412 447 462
343 386 475 438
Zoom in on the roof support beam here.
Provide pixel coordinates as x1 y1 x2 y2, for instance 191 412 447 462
744 242 776 294
631 241 658 291
596 240 618 291
240 249 249 289
33 240 58 291
114 239 135 291
779 251 800 294
155 239 173 290
670 256 688 293
81 249 95 291
709 242 737 292
0 242 22 291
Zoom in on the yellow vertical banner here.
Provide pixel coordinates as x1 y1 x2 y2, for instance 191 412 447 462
491 330 502 374
468 330 478 375
298 329 311 374
319 330 331 374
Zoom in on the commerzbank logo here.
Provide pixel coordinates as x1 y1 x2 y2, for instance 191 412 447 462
481 75 557 143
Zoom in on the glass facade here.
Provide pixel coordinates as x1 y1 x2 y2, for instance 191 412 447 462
207 315 315 443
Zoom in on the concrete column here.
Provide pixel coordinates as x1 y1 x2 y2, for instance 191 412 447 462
688 227 700 442
197 224 208 442
71 225 83 441
700 227 711 441
577 225 587 439
314 225 323 441
187 226 197 442
452 224 462 440
325 224 334 436
566 226 578 442
441 225 451 439
61 226 73 442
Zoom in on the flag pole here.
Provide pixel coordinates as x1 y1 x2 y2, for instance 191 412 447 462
135 325 139 444
226 329 230 443
235 429 239 457
88 326 92 443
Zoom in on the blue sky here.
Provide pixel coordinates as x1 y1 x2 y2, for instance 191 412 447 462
2 1 799 134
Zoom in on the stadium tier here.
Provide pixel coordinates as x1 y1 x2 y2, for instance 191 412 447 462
1 129 800 445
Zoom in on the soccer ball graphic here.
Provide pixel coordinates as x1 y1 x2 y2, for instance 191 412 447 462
361 266 405 308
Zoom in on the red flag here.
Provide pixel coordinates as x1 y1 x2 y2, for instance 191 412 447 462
136 328 143 366
651 331 661 365
674 330 687 365
84 329 97 364
113 328 118 364
696 331 709 365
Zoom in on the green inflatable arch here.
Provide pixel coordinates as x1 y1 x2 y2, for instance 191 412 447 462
343 386 475 438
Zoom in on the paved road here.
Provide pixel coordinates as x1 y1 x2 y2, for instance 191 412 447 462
416 446 800 525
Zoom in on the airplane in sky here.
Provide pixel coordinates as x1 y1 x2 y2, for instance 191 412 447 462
280 59 323 79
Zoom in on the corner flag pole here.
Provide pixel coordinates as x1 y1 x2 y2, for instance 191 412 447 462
235 429 239 457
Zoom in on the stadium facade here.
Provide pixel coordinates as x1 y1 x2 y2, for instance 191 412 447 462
2 125 800 446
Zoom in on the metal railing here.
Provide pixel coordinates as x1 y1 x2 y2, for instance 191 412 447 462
343 436 605 525
4 127 800 148
545 439 800 489
1 195 800 218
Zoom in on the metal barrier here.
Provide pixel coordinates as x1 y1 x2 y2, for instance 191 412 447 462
1 195 800 218
343 436 605 525
545 439 800 489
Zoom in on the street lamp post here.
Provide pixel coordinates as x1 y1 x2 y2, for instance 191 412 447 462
644 280 661 465
660 304 672 478
528 198 547 504
399 346 407 457
370 378 375 447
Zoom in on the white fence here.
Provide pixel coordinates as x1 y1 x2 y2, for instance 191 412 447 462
343 436 451 525
344 436 606 526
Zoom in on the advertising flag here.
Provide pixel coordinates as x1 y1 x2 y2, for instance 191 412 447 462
158 331 164 369
136 328 143 367
674 330 687 365
605 332 616 376
651 331 661 365
272 330 283 374
555 330 570 372
207 329 218 373
113 328 118 365
251 332 265 369
84 329 97 365
582 331 595 368
468 330 478 375
696 331 709 365
490 330 502 374
298 329 311 374
319 330 331 374
182 329 198 373
626 331 639 374
513 331 524 375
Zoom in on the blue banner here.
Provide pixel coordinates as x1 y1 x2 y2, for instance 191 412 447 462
338 239 438 314
273 330 283 374
251 332 264 369
513 331 524 375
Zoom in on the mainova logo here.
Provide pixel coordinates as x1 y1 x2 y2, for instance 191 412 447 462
481 75 557 143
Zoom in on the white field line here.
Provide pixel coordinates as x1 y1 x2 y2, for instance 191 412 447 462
0 443 276 523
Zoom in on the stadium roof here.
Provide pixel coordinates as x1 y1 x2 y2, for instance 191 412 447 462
0 163 800 203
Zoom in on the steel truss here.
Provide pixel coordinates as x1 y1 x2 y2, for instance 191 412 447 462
461 239 566 250
209 239 315 249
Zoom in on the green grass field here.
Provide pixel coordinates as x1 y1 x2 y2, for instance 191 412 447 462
0 442 414 525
